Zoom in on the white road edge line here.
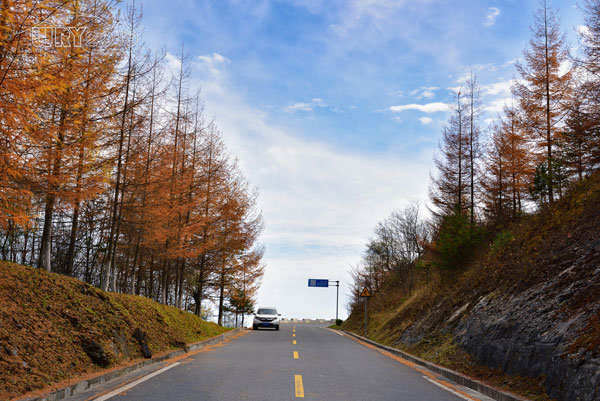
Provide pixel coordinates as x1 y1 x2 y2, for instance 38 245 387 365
326 328 344 336
93 362 181 401
422 375 478 401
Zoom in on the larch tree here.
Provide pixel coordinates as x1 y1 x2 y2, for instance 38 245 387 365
502 104 532 219
34 0 121 272
482 120 512 224
429 89 470 218
0 0 50 231
465 71 482 225
100 2 154 291
574 0 600 172
512 0 572 205
560 89 598 182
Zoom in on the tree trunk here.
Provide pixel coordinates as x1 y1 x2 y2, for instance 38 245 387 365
217 265 225 326
64 202 80 276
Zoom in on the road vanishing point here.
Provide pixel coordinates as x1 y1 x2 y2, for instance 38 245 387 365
67 324 496 401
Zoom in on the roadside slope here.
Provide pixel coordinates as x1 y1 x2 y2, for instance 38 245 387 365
343 173 600 401
0 262 228 400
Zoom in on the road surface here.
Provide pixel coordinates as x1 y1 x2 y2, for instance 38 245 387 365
69 324 495 401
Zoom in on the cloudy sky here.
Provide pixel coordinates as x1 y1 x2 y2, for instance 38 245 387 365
137 0 582 320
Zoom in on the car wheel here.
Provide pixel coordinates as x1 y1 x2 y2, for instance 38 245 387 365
275 325 279 331
253 325 258 330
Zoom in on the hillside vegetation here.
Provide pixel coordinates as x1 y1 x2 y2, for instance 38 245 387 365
0 263 229 400
343 173 600 401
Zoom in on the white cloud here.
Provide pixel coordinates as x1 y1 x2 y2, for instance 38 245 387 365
192 55 433 319
484 7 501 27
419 116 433 125
577 25 591 37
330 0 410 37
481 80 514 96
559 59 572 77
390 102 449 113
410 86 438 99
284 97 329 113
284 102 313 112
485 97 507 114
195 52 231 77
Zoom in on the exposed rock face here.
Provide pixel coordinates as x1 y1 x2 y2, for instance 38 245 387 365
453 244 600 401
395 244 600 400
83 341 110 367
133 328 152 358
110 330 130 358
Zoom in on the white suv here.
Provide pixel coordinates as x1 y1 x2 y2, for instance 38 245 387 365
253 307 280 330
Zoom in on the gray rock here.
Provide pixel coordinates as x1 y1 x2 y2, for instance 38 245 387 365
83 340 110 367
4 346 18 357
133 328 152 358
111 330 129 358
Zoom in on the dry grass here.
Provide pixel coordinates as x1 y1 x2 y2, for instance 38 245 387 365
0 262 229 400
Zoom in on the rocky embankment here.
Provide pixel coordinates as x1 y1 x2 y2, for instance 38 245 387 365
396 236 600 400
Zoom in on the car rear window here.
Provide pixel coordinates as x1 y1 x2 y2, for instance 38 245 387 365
257 308 277 315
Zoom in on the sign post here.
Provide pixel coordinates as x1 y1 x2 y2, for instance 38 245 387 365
359 287 371 337
308 279 340 321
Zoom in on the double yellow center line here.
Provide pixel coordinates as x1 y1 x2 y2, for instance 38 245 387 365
292 325 304 398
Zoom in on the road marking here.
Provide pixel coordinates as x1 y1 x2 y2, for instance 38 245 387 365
85 330 249 401
293 333 296 337
346 335 481 401
92 363 181 401
327 328 344 336
423 376 475 401
293 340 297 344
294 374 304 398
293 351 299 359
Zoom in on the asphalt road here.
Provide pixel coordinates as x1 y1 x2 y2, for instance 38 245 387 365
72 324 495 401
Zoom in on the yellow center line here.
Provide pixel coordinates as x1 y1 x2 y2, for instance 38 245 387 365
293 340 297 345
294 374 304 398
293 333 296 337
293 351 299 359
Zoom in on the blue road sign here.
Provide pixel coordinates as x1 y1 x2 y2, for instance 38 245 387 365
308 279 329 287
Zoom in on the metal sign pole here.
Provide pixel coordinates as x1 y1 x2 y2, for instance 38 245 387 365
309 279 340 321
364 296 367 337
336 282 339 321
359 286 371 337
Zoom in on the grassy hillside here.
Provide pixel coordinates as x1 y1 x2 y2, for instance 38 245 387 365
343 173 600 400
0 262 229 400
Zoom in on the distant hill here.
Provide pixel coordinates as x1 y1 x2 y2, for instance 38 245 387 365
343 173 600 401
0 263 229 400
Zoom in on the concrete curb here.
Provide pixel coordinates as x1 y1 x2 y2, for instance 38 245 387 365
342 330 530 401
21 328 242 401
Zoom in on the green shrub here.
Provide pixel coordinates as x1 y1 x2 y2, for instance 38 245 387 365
490 230 513 255
433 210 483 271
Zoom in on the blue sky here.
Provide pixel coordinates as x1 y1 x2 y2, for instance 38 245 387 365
138 0 583 320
